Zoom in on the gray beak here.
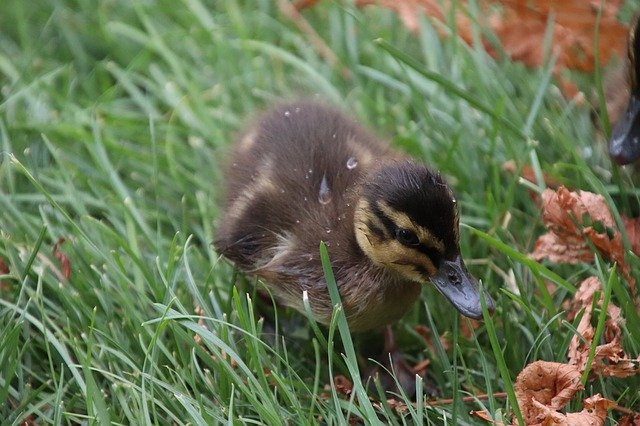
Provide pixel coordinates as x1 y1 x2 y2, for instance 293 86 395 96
430 255 495 319
609 94 640 165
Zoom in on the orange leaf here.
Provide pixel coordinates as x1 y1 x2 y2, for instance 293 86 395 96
567 277 640 379
531 393 615 426
53 238 71 280
622 216 640 257
470 410 507 425
514 361 583 425
333 375 353 397
619 413 640 426
530 186 636 301
0 257 9 291
348 1 627 73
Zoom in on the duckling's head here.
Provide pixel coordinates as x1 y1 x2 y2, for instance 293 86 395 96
354 161 494 319
610 14 640 165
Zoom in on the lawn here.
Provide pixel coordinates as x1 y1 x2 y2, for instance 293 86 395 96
1 0 639 424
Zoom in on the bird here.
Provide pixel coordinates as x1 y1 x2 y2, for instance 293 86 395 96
608 14 640 165
213 101 494 334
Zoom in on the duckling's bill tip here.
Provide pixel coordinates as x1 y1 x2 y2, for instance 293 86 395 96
429 256 495 320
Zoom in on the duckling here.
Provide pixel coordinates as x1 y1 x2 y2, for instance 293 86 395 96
213 101 494 333
608 15 640 165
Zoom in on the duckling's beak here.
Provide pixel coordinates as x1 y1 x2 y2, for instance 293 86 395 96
609 93 640 165
430 255 494 320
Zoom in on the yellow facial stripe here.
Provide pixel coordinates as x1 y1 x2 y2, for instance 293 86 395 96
376 201 445 253
354 199 440 280
354 199 391 239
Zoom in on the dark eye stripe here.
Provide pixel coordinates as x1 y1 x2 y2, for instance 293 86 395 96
366 220 386 240
415 244 442 268
371 202 397 237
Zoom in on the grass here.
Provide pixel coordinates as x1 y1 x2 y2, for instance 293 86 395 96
1 0 639 424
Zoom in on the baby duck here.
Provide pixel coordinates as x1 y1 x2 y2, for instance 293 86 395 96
608 14 640 165
214 101 494 332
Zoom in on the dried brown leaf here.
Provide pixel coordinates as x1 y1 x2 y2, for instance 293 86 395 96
567 277 640 379
530 187 636 301
470 410 507 425
514 361 583 425
623 216 640 257
0 257 10 291
333 375 353 397
323 1 628 94
531 394 614 426
53 238 71 280
619 413 640 426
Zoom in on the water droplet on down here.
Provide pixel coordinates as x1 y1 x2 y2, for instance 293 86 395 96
318 174 331 205
346 157 358 170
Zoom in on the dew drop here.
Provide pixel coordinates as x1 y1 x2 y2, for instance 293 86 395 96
295 107 300 113
284 110 291 117
325 228 331 234
318 174 332 205
346 157 358 170
332 133 337 139
295 219 300 224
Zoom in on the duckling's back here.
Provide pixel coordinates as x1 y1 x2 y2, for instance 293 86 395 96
214 101 391 273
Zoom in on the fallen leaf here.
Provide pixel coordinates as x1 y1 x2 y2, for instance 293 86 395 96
530 186 636 301
567 277 640 379
622 216 640 257
564 276 601 321
53 238 71 280
333 375 353 397
619 413 640 426
530 393 614 426
0 257 10 291
299 1 628 98
514 361 583 425
470 410 507 425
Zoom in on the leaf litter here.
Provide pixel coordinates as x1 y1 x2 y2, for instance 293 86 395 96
297 0 629 98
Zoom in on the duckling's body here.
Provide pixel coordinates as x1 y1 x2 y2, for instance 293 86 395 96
214 101 491 332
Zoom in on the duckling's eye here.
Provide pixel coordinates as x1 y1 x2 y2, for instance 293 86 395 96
396 228 420 246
